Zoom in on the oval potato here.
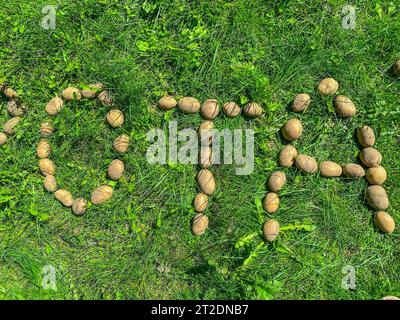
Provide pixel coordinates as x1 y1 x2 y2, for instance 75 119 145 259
268 171 286 192
40 121 54 137
263 219 280 242
360 147 382 167
177 97 201 113
45 97 64 116
334 95 356 117
197 169 216 195
0 132 7 145
62 87 81 101
39 158 56 176
81 83 103 98
199 146 212 169
357 125 375 147
113 134 130 153
295 154 318 173
317 77 339 96
192 213 209 236
91 185 113 205
367 185 389 210
263 192 279 213
199 121 214 146
342 163 365 178
108 159 125 180
43 175 57 192
243 102 263 117
292 93 311 112
374 211 395 234
222 101 241 117
279 145 298 167
98 90 113 106
193 193 209 212
319 161 342 177
37 139 51 159
366 166 387 185
282 118 303 141
7 100 26 117
3 87 17 99
106 109 124 128
72 198 87 216
158 96 177 110
3 117 21 135
54 189 74 207
201 99 219 120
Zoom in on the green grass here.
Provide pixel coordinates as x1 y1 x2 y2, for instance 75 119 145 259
0 0 399 300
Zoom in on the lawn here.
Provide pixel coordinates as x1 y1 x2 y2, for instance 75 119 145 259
0 0 399 300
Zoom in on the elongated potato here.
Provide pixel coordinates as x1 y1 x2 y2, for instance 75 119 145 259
279 145 298 167
37 140 51 159
319 161 342 177
360 147 382 167
243 102 263 117
199 146 212 169
62 87 81 101
197 169 216 195
178 97 201 113
282 118 303 141
158 96 177 110
317 78 339 95
3 87 18 99
45 97 64 116
357 125 375 147
268 171 286 192
72 198 87 215
192 213 209 236
263 192 279 213
54 189 74 207
374 211 395 234
3 117 21 135
106 109 124 128
0 132 7 145
201 99 219 120
263 219 280 242
366 166 387 185
295 154 318 173
334 95 356 117
193 193 209 212
199 121 214 146
367 185 389 210
342 163 365 178
43 175 57 192
91 185 113 205
292 93 311 112
222 101 241 117
81 83 103 98
113 134 130 153
39 158 56 176
108 159 125 180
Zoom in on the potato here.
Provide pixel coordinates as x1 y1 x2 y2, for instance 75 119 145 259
201 99 220 120
222 101 241 117
292 93 311 112
374 211 395 234
158 96 177 110
45 97 64 116
192 213 209 236
199 121 214 146
243 102 263 117
334 95 356 117
282 118 303 141
199 146 212 169
7 100 26 117
54 189 74 207
177 97 201 113
263 192 279 213
319 161 342 177
342 163 365 178
278 145 298 167
108 159 125 180
366 166 387 185
43 175 57 192
263 219 280 242
72 198 87 216
98 90 113 106
193 193 209 212
268 171 286 192
39 158 56 176
197 169 216 195
91 185 113 205
317 77 339 95
106 109 125 128
367 185 389 210
113 134 130 153
40 121 54 137
295 154 318 173
4 87 17 99
81 83 104 98
360 147 382 167
62 87 81 101
392 60 400 76
37 139 51 159
357 125 375 147
0 132 7 145
3 117 21 135
382 296 400 301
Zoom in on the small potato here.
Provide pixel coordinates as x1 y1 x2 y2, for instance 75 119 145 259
342 163 365 178
295 154 318 173
334 95 356 117
367 185 389 210
98 90 113 106
374 211 395 234
62 87 81 101
319 161 342 177
222 101 241 117
7 100 26 117
263 192 279 213
43 175 57 192
201 99 220 120
243 102 263 117
192 213 209 236
199 121 214 146
54 189 74 207
37 139 51 159
268 171 286 192
45 97 64 116
366 166 387 185
106 109 125 128
108 159 125 180
392 60 400 76
158 96 177 110
0 132 7 145
357 125 375 147
72 198 87 216
91 185 113 205
177 97 201 113
3 87 18 99
360 147 382 167
317 77 339 96
279 145 298 167
263 219 280 242
40 121 54 137
197 169 216 195
113 134 130 153
292 93 311 112
199 146 212 169
282 118 303 141
3 117 21 135
81 83 104 98
39 158 56 176
193 193 209 212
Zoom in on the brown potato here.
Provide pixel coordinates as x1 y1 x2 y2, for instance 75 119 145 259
3 117 21 135
193 193 209 212
37 139 51 159
342 163 365 178
192 213 209 236
263 219 280 242
199 146 212 169
334 95 356 117
177 97 201 113
113 134 130 153
366 166 387 185
81 83 104 98
72 198 87 216
106 109 125 128
317 78 339 96
243 102 263 117
98 90 113 106
295 154 318 173
201 99 220 120
279 145 298 167
7 100 26 117
54 190 74 207
393 60 400 76
43 175 57 192
39 159 56 176
367 185 389 210
292 93 311 112
319 161 342 177
360 147 382 167
108 159 125 180
268 171 286 192
199 121 214 146
62 87 81 101
222 101 241 117
197 169 216 195
374 211 395 234
158 96 177 110
91 185 113 205
3 87 17 99
0 132 7 145
40 121 54 137
282 118 303 141
357 125 375 147
263 192 279 213
45 97 64 116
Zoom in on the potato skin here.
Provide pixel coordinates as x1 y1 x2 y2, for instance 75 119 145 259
113 134 130 153
43 175 57 192
7 100 26 117
243 102 263 117
319 161 342 177
98 90 113 106
317 78 339 96
39 159 56 176
366 166 387 185
62 87 81 101
72 198 87 216
357 125 375 147
81 83 103 98
263 219 280 242
282 118 303 141
367 185 389 210
3 87 18 99
45 97 64 116
342 163 365 178
0 132 7 145
263 192 279 213
3 117 21 135
178 97 201 113
333 95 356 117
199 146 213 169
197 169 216 195
268 171 286 192
193 193 209 212
106 109 124 128
279 145 298 167
192 213 209 236
199 121 214 145
292 93 311 112
108 159 125 180
158 96 177 110
374 211 395 234
37 139 51 159
54 189 74 207
295 154 318 173
360 147 382 167
40 121 54 137
91 185 113 205
222 101 241 117
201 99 220 120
